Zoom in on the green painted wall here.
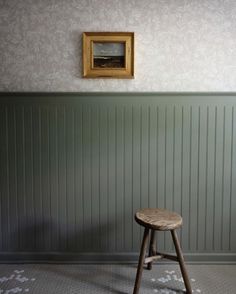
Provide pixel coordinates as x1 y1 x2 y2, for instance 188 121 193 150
0 93 236 262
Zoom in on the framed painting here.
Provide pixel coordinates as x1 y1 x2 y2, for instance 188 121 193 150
83 32 134 78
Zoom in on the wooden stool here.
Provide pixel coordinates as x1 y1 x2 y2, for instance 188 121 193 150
133 208 192 294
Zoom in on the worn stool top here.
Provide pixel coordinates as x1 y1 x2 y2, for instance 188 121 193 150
135 208 182 231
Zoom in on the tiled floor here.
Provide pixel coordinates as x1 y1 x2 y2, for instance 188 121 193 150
0 264 235 293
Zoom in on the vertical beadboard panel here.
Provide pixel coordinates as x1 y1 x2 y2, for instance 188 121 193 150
16 106 27 251
74 106 83 251
197 106 207 251
173 106 183 248
3 106 10 251
181 106 191 252
149 106 157 209
124 106 133 251
157 105 166 250
8 106 18 251
0 106 9 251
82 105 92 251
57 106 67 251
132 106 142 249
116 106 125 251
49 106 59 251
205 106 216 250
91 106 100 251
99 106 108 251
41 107 51 251
66 106 75 251
24 107 34 251
222 106 232 250
107 107 116 251
0 94 236 260
214 106 224 251
189 106 199 251
0 106 3 251
32 107 42 251
231 106 236 251
164 106 174 251
140 106 149 209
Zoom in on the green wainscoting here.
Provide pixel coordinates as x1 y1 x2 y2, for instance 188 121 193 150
0 93 236 263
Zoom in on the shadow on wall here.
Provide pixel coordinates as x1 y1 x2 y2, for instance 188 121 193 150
5 208 117 258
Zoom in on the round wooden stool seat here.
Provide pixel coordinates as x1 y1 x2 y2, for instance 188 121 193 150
135 208 182 231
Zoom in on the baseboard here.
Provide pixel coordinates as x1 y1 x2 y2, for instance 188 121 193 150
0 252 235 264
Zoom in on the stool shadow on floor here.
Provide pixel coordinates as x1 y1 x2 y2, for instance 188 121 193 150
37 264 135 294
34 264 186 294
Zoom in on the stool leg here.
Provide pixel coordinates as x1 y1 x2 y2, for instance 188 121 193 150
133 227 149 294
171 230 192 294
147 230 156 270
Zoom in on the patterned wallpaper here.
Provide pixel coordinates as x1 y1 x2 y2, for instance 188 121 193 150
0 0 236 92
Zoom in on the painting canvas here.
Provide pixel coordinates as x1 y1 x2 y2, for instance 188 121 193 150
93 42 125 68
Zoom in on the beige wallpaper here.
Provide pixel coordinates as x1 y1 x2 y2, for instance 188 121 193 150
0 0 236 92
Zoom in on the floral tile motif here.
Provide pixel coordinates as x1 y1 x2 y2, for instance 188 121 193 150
151 270 201 293
0 270 35 294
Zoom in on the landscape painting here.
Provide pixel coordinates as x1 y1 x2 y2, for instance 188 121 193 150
93 42 125 68
83 32 134 78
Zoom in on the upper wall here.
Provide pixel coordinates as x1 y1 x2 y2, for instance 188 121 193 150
0 0 236 92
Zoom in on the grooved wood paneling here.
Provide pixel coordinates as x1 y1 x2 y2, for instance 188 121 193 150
0 93 236 260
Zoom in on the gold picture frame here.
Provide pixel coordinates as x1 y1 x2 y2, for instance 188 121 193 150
83 32 134 78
